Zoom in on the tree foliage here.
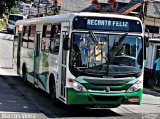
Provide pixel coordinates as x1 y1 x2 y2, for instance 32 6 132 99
0 14 8 29
0 0 24 16
11 6 20 14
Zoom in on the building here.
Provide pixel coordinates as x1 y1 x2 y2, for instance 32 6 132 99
22 0 54 17
105 0 160 38
144 0 160 38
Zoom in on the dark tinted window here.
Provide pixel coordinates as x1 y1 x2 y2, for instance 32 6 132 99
49 25 61 54
9 15 23 21
41 24 51 52
145 25 159 33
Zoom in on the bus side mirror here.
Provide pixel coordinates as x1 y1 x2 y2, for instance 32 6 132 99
63 36 70 50
144 36 149 60
145 35 149 47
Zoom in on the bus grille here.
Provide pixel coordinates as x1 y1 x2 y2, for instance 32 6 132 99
84 79 131 86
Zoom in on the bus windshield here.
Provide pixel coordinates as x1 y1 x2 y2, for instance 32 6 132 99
8 15 23 25
69 32 143 77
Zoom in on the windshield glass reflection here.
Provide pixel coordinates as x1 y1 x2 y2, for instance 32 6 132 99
69 32 143 77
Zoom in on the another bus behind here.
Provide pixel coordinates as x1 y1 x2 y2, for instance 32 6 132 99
7 14 24 34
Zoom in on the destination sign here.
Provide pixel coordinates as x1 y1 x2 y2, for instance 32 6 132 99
87 19 129 31
73 17 142 33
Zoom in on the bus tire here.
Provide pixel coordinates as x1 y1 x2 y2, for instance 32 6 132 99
22 64 28 85
7 29 13 34
49 76 58 105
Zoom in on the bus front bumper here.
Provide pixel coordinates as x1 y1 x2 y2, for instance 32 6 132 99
66 88 143 105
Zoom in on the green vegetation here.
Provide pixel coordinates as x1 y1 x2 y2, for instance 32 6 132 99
11 6 20 14
0 0 24 15
0 15 8 30
0 0 21 30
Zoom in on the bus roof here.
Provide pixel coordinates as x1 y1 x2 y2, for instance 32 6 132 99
9 14 24 16
16 12 142 26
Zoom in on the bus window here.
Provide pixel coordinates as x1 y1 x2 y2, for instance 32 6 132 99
22 25 35 49
49 24 61 54
42 25 47 38
23 26 30 38
28 25 36 49
30 25 36 37
42 24 51 52
22 26 29 48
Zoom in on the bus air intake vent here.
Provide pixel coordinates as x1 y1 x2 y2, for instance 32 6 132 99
84 79 131 85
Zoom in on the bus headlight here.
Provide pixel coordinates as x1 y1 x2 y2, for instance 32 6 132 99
67 78 87 92
126 81 142 92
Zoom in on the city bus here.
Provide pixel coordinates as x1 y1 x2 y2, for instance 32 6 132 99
14 12 145 107
7 14 25 34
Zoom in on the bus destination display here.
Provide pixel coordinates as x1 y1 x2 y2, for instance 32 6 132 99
73 17 142 33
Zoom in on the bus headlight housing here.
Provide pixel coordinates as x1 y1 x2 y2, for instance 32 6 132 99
126 80 142 92
67 78 87 92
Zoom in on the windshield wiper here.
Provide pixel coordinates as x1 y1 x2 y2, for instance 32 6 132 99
111 32 128 51
89 31 99 45
89 31 110 76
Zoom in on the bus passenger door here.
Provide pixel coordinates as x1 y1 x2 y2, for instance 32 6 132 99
59 22 69 99
34 31 41 87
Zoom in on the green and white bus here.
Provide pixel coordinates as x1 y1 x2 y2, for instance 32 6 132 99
14 12 145 107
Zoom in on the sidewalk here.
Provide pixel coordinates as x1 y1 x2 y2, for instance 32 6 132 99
145 79 160 93
0 67 17 76
0 36 13 68
0 33 14 40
